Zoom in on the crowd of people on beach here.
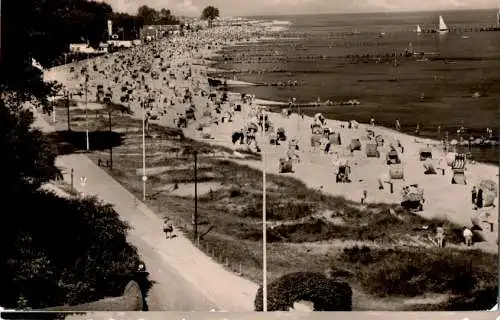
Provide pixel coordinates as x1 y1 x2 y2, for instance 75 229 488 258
50 21 498 251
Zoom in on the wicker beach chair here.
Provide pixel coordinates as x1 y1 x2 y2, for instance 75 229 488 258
366 143 380 158
350 139 362 151
279 158 293 173
419 147 432 161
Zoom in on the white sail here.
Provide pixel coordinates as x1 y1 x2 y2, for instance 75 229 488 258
439 15 448 32
417 24 422 33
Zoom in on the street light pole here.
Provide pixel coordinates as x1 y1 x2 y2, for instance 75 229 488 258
108 111 113 170
142 100 147 201
262 109 268 312
66 91 71 131
85 75 90 151
194 151 198 244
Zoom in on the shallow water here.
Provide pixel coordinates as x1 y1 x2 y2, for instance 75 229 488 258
213 10 500 164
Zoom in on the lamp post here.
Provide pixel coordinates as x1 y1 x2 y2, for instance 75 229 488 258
84 74 90 151
193 150 199 244
293 97 298 134
142 99 147 201
261 109 268 312
52 101 56 123
108 110 113 170
66 90 71 131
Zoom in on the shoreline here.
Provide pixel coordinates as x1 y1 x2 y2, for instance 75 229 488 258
207 38 499 167
44 24 498 311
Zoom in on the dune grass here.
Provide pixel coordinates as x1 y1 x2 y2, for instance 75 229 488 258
49 107 498 310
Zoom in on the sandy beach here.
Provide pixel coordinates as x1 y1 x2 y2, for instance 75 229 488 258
43 22 499 309
45 23 499 250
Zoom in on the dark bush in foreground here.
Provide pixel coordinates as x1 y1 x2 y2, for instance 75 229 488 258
0 190 151 309
254 272 352 311
340 246 497 307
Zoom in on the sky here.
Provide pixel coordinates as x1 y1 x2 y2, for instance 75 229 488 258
101 0 497 17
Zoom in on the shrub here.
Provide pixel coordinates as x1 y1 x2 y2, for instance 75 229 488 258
340 246 497 302
254 272 352 311
0 191 151 309
243 200 316 221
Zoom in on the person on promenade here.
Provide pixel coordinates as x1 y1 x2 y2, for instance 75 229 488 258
163 218 174 239
395 119 401 131
463 227 473 246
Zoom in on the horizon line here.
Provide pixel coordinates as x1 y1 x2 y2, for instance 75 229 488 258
227 7 497 18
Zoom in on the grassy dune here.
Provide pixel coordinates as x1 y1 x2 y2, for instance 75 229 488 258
47 104 498 310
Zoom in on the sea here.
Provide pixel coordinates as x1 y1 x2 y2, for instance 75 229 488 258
211 10 500 165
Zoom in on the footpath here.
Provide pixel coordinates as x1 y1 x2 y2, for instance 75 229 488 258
32 114 258 312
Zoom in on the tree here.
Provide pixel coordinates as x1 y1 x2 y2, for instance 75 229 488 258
0 0 152 309
137 5 160 25
201 6 220 27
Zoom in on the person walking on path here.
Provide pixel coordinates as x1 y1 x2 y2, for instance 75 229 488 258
436 224 445 248
395 119 401 131
163 218 174 239
463 227 473 246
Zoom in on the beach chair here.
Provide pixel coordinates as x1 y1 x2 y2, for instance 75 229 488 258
310 134 322 152
286 149 300 164
366 130 375 139
269 133 280 145
336 165 351 183
350 139 362 151
423 161 437 175
329 133 341 146
386 149 401 164
201 127 213 139
365 143 380 158
375 135 384 147
177 117 187 128
389 164 404 180
471 209 495 232
401 186 424 212
279 158 293 173
451 171 467 184
277 127 287 141
311 124 322 135
323 127 331 138
419 147 432 161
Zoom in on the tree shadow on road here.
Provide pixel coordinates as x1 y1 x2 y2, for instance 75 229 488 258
47 130 125 155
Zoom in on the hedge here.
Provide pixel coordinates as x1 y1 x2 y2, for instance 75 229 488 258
254 272 352 311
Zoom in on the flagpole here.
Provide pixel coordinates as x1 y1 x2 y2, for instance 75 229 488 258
262 108 267 312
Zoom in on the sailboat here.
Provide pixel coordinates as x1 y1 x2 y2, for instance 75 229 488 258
438 15 449 34
417 24 422 33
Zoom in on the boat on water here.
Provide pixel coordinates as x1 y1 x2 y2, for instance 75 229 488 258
417 24 422 33
438 15 449 34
